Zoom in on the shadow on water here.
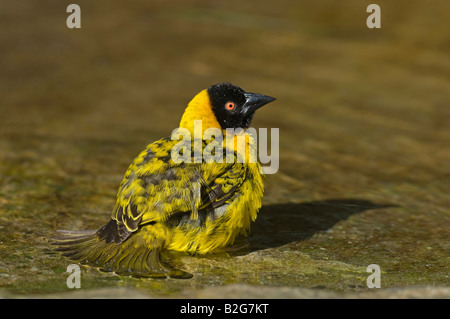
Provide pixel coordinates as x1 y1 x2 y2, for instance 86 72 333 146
233 199 395 254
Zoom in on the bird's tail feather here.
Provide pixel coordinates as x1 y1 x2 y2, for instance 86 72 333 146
52 227 192 279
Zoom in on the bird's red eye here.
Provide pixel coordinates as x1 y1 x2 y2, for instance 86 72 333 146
225 102 236 110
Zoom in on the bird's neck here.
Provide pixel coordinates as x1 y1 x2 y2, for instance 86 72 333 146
179 89 222 135
178 89 257 163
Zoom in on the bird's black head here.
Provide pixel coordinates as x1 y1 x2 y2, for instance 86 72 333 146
207 83 276 130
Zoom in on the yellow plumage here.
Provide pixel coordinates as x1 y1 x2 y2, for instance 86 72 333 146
53 83 275 278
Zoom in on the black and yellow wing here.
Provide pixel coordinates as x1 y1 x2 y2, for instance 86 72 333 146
53 137 247 278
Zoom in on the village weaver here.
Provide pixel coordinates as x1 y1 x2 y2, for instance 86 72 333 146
53 83 276 278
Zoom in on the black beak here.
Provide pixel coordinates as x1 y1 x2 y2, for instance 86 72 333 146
241 92 276 117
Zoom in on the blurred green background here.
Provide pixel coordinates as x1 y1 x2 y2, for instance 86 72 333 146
0 0 448 297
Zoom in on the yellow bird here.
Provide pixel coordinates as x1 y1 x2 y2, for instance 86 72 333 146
54 83 276 278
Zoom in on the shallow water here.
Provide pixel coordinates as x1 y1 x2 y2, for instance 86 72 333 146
0 0 449 297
